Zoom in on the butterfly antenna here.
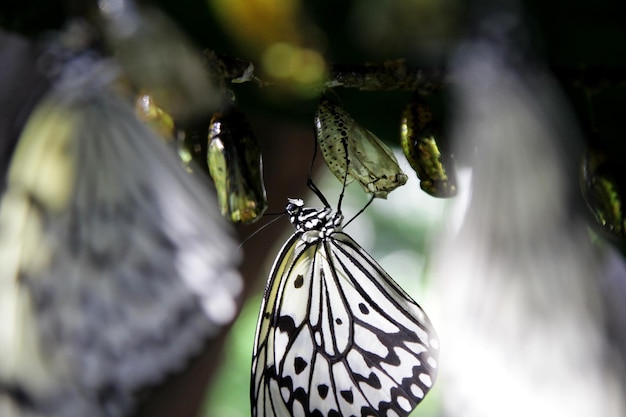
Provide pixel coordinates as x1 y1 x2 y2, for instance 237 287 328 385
308 112 331 208
336 129 350 215
237 212 286 249
343 194 374 228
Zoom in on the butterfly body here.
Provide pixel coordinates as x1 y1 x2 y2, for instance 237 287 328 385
251 199 438 417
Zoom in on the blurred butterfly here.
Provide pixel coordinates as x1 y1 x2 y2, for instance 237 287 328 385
433 19 626 417
400 93 457 198
314 94 408 199
207 106 268 224
250 161 439 416
0 26 242 417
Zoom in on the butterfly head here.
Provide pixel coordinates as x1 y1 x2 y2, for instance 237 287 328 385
286 198 343 238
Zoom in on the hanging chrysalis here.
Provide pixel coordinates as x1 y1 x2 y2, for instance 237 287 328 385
314 95 407 198
580 148 626 239
207 106 268 224
401 93 457 197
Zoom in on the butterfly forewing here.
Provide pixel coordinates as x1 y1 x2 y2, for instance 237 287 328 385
251 202 438 417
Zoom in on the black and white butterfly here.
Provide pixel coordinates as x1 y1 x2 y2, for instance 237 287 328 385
251 185 439 416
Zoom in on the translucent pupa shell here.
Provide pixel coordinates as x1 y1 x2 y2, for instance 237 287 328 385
314 95 407 199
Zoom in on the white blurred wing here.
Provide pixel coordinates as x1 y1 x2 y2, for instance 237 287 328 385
0 77 241 416
432 22 626 417
251 231 438 417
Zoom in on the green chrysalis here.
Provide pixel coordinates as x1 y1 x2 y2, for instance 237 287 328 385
401 93 457 198
207 107 268 224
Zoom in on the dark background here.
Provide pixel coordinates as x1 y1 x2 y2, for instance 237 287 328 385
3 0 626 416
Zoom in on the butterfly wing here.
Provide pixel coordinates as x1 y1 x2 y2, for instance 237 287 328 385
0 82 242 416
251 231 438 417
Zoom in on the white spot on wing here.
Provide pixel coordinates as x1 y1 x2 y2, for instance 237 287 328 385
397 395 412 412
419 373 432 387
411 384 424 399
427 356 437 368
386 409 400 417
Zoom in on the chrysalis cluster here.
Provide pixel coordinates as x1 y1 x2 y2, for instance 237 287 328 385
401 93 457 198
314 94 408 198
134 90 269 225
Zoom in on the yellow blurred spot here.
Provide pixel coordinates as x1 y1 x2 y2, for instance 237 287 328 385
262 43 326 90
209 0 300 50
209 0 326 96
262 42 298 79
292 48 325 84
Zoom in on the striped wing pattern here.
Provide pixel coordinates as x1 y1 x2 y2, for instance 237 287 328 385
251 201 438 417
